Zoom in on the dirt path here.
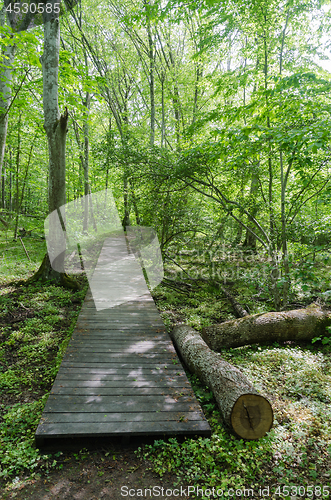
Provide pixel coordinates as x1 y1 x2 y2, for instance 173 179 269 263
1 445 189 500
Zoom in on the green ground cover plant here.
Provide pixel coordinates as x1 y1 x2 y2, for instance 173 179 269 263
0 225 88 481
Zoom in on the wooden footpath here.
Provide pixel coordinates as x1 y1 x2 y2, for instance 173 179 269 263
35 236 211 446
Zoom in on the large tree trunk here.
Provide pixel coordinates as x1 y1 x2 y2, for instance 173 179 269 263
39 15 66 283
202 303 331 351
29 253 79 289
27 11 78 289
171 325 273 440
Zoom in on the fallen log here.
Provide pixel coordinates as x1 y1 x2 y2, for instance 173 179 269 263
170 325 273 440
0 216 8 228
217 283 249 318
202 303 331 351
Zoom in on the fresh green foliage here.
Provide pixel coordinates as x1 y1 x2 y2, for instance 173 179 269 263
139 430 273 490
312 326 331 346
0 398 47 479
0 235 87 482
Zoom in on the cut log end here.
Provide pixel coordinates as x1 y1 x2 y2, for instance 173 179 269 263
231 394 273 440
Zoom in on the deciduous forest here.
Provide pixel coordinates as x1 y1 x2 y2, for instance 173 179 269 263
0 0 331 497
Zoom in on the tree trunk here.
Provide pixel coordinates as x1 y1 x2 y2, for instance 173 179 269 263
41 15 67 282
122 171 130 228
28 12 78 289
171 325 273 439
28 253 79 289
0 13 15 184
41 17 66 214
280 151 290 307
243 171 259 251
202 303 331 351
129 179 141 225
218 283 249 318
1 159 5 208
14 138 34 240
144 0 155 148
160 73 165 148
9 167 12 212
167 43 182 148
83 90 90 232
13 114 21 240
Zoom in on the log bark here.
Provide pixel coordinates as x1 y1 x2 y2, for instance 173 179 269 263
202 303 331 351
170 325 273 440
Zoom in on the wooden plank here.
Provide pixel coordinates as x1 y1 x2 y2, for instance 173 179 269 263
71 330 167 336
50 386 193 396
69 337 168 342
45 394 197 404
58 363 182 371
40 411 204 423
77 316 164 321
54 376 188 384
65 348 176 354
70 334 167 340
72 335 169 340
61 360 183 373
78 311 163 317
58 370 184 377
71 331 167 337
53 381 189 389
66 345 175 352
82 301 156 308
77 315 164 321
62 354 178 363
79 305 158 311
66 346 173 352
35 420 211 437
76 318 165 324
76 323 165 329
56 368 185 378
45 395 200 413
53 384 186 392
66 340 175 347
56 373 187 381
75 324 165 330
74 326 166 331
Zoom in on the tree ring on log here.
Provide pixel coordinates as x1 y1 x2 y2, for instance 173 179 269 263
231 394 273 440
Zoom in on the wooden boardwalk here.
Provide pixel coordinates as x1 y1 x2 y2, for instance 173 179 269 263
35 236 211 446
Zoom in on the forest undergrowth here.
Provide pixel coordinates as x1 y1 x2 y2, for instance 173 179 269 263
0 219 330 498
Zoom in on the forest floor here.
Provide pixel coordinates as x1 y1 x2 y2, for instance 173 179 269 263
0 444 185 500
0 223 331 499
